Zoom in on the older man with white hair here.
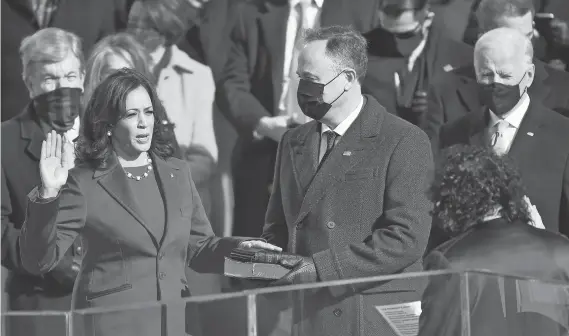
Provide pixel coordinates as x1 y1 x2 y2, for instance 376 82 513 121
1 27 84 336
438 27 569 239
423 0 569 151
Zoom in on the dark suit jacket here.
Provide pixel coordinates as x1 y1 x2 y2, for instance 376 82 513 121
419 219 569 336
178 0 246 83
18 155 246 336
362 17 473 124
1 0 128 122
425 55 569 146
438 101 569 238
1 107 82 335
261 95 434 336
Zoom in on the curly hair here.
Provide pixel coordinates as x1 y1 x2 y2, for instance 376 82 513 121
431 144 532 234
75 68 176 169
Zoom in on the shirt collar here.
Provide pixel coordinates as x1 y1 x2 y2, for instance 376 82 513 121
321 96 364 136
290 0 324 9
489 93 530 129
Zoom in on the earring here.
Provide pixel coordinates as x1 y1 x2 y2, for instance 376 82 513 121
107 131 112 136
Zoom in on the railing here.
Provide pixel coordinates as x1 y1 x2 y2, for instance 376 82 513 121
2 270 568 336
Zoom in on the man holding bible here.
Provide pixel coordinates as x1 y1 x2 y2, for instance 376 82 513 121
259 26 434 336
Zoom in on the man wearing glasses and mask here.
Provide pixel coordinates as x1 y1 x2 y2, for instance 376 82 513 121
1 28 84 336
361 0 473 127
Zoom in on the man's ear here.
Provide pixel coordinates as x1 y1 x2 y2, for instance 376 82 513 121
343 69 358 90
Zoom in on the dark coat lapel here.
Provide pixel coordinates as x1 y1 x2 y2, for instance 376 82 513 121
19 105 44 161
95 156 158 248
259 2 289 110
289 122 320 196
151 155 182 247
467 106 490 147
508 101 545 162
293 96 382 225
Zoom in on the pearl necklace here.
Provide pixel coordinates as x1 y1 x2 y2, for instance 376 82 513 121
124 158 153 181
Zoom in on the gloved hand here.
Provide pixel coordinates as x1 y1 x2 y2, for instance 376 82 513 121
399 90 428 125
270 255 318 286
551 19 569 46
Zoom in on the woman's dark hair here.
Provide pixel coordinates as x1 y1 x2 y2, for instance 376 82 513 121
431 144 532 234
76 68 176 168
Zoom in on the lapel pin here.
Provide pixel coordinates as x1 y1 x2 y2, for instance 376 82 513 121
343 151 352 156
170 173 174 178
527 132 534 136
443 64 454 72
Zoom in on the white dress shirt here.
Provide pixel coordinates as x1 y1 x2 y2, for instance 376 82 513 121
278 0 324 122
488 92 530 154
319 96 364 162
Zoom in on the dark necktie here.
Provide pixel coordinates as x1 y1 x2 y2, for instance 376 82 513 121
318 130 338 168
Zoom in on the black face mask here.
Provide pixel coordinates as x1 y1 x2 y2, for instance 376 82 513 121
33 87 82 132
478 73 527 116
297 72 346 120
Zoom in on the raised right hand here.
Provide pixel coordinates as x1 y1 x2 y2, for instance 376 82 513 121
39 131 71 197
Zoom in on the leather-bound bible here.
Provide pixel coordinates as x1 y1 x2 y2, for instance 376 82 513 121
224 258 290 280
224 248 296 280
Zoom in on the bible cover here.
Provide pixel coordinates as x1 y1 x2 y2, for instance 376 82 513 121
224 258 290 280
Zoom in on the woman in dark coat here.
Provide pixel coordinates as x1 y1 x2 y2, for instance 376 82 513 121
17 68 280 336
419 145 569 336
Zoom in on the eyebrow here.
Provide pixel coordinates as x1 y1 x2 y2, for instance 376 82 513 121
127 106 153 112
298 71 319 80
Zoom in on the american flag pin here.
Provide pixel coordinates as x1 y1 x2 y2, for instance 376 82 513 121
527 132 534 136
343 151 352 156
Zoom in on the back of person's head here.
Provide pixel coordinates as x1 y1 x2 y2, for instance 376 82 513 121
302 26 369 82
19 27 85 84
431 145 532 234
84 33 155 108
127 0 196 52
476 0 535 36
76 68 175 168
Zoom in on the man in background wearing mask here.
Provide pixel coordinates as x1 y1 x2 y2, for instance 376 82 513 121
1 27 84 336
259 26 434 336
361 0 472 127
437 28 569 243
424 0 569 151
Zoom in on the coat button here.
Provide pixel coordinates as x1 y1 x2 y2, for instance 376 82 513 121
158 272 166 280
333 308 342 317
326 221 336 229
158 252 165 260
75 246 82 255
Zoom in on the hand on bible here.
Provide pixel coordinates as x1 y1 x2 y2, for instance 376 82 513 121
271 255 317 286
39 131 72 198
238 240 282 252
